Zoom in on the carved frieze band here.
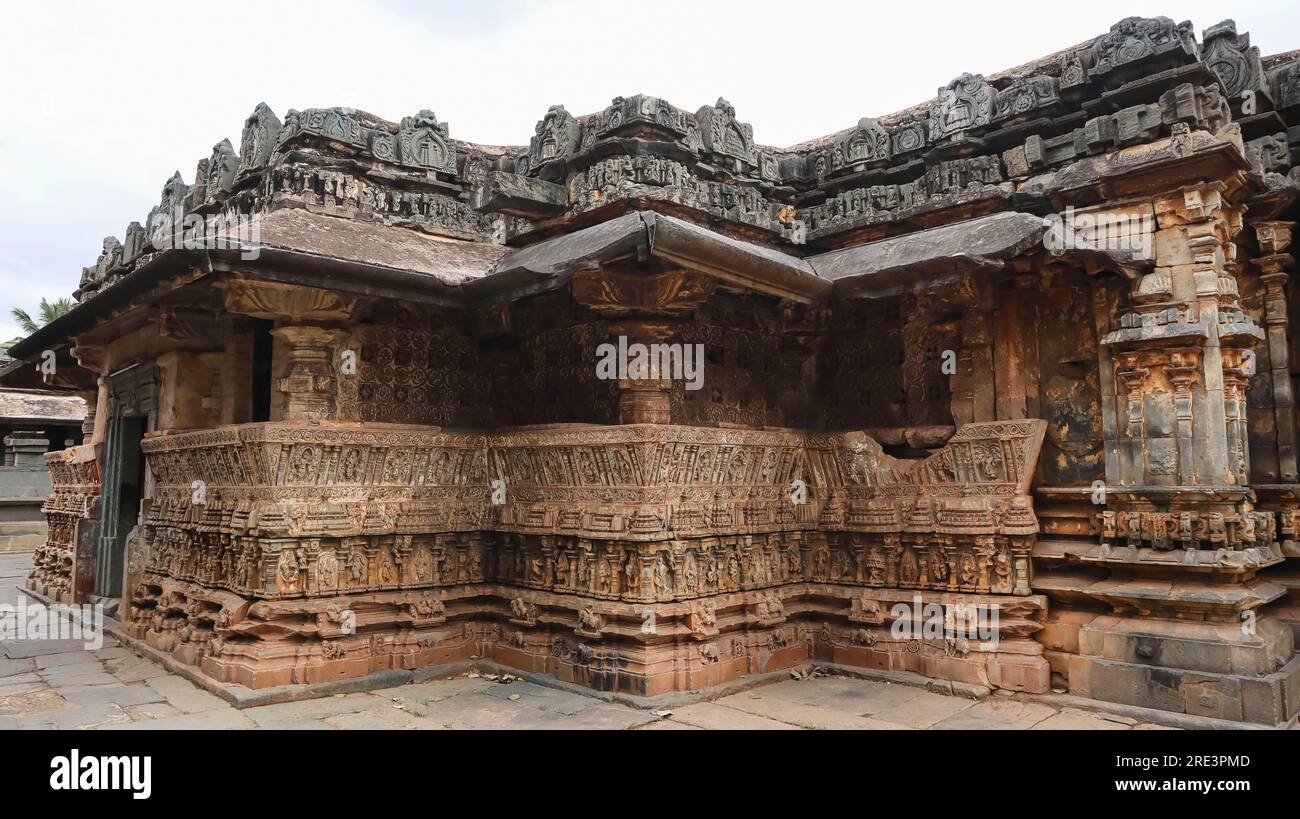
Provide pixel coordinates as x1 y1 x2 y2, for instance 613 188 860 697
120 420 1048 602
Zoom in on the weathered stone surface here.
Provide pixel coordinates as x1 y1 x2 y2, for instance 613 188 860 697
7 14 1300 724
472 171 569 218
810 212 1049 295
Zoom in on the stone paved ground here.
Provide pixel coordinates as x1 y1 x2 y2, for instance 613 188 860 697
0 553 1172 730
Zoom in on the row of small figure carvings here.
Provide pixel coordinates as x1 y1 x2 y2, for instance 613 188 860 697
130 525 1034 601
131 420 1046 543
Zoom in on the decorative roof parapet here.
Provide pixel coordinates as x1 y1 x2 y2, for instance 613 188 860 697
696 97 758 169
520 105 580 179
1202 19 1270 104
59 14 1300 313
1088 16 1199 83
596 94 691 139
206 138 239 202
396 110 457 175
929 73 996 142
830 117 891 174
1273 59 1300 111
238 102 282 177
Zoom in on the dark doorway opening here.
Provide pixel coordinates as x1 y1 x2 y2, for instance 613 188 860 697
250 318 274 422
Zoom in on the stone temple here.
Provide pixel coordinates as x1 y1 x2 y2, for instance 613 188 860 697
6 15 1300 725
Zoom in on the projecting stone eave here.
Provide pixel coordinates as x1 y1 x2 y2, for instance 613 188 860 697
811 211 1049 299
0 390 87 425
473 210 826 305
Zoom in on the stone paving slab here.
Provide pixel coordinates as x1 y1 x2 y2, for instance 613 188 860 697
1029 708 1135 730
869 690 983 728
714 691 912 730
758 677 926 712
666 702 803 730
324 705 441 730
0 658 35 678
545 703 658 730
104 655 171 683
371 677 496 703
145 675 233 714
930 697 1059 730
242 692 380 727
60 681 166 709
252 717 339 730
16 701 133 730
41 668 121 687
35 650 104 669
0 687 69 717
1 639 93 659
125 702 184 721
637 718 703 730
99 708 255 730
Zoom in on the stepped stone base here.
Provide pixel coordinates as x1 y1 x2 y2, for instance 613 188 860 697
1066 615 1300 724
120 573 1050 697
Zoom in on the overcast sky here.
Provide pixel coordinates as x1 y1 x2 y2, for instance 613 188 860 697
1 0 1295 341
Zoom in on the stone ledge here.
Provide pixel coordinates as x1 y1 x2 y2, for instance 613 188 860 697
98 608 998 713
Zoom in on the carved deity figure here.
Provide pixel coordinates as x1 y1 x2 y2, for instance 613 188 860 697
318 551 339 589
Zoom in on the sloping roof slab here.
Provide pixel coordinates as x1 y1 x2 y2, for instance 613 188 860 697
479 211 825 303
809 211 1049 298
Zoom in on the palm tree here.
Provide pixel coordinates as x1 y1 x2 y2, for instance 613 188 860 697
10 297 73 335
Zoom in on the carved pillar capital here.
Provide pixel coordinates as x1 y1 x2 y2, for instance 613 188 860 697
1254 220 1294 256
71 344 105 374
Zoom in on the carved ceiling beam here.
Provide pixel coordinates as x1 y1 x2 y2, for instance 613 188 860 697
220 277 369 325
155 305 224 344
571 262 715 317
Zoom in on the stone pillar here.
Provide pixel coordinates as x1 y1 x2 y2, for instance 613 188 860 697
951 280 996 425
616 378 672 425
572 265 715 426
75 389 98 439
1069 184 1297 723
608 320 676 426
778 302 824 428
221 280 362 423
272 326 345 421
4 432 49 466
1254 221 1297 482
1101 185 1260 490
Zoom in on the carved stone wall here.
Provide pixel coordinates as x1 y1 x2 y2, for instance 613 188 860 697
116 419 1048 693
340 325 490 428
28 445 100 603
30 13 1300 719
821 295 959 431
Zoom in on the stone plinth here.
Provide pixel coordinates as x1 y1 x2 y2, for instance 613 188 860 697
113 419 1050 696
